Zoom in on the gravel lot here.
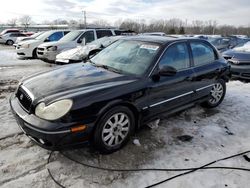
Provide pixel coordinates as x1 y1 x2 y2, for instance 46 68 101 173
1 44 250 188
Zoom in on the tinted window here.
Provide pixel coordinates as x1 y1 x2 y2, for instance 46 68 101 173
96 30 113 38
159 43 190 70
48 32 63 41
64 31 70 35
10 33 17 37
6 30 19 34
114 30 122 35
78 31 95 44
191 42 216 66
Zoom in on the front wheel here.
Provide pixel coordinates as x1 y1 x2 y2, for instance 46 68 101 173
93 106 135 153
32 48 38 59
201 79 226 108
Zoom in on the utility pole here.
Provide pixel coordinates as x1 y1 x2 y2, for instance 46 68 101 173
83 10 87 29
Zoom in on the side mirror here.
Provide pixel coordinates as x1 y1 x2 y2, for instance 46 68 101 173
78 38 86 44
159 66 177 76
44 38 50 42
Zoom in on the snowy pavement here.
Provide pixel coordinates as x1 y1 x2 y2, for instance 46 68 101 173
1 45 250 188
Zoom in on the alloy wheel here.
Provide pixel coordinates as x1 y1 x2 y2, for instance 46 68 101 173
101 112 130 147
209 83 224 104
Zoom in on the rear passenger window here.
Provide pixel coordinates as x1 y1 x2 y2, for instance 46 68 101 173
96 30 113 38
191 42 216 66
159 43 190 71
114 30 122 35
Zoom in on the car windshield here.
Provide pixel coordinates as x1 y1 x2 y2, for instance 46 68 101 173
36 31 52 40
208 38 220 45
91 40 160 76
59 30 83 42
31 32 44 38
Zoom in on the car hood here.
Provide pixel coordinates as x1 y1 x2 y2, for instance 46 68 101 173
21 63 136 102
18 39 39 45
39 41 75 48
223 50 250 61
56 44 99 60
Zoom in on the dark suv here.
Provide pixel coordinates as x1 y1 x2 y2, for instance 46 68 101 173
10 36 230 153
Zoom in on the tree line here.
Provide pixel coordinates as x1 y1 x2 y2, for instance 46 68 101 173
4 16 250 36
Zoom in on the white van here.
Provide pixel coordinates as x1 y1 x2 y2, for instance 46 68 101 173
36 29 122 62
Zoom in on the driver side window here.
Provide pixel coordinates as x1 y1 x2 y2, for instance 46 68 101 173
78 31 95 44
47 32 63 42
159 43 190 71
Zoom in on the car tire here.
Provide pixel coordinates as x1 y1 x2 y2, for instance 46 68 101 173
32 48 38 59
201 79 226 108
93 106 135 153
6 40 14 45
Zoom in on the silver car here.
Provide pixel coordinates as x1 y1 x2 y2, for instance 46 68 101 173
0 33 27 45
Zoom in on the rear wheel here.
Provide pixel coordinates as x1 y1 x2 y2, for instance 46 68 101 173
201 79 226 108
6 40 14 45
93 106 135 153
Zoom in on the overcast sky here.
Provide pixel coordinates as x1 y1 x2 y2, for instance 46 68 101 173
0 0 249 26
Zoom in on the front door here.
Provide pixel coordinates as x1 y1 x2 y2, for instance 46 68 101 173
144 42 196 120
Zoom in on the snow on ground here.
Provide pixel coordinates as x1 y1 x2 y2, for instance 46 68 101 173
1 45 250 188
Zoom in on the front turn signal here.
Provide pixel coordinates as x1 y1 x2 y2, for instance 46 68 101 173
70 125 87 133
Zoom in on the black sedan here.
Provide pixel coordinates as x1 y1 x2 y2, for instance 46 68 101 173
222 42 250 80
10 36 230 153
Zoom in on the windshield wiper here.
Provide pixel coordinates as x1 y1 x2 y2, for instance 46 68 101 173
89 61 122 74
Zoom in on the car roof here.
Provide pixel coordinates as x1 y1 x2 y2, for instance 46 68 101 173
123 35 204 45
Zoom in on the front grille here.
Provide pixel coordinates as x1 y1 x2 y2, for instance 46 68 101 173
16 86 33 112
37 48 45 51
242 73 250 77
37 52 44 55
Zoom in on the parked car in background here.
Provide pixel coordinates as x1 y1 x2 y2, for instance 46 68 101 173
0 32 27 45
14 32 44 46
22 31 35 36
222 41 250 80
10 36 230 153
228 36 250 48
141 32 166 36
36 29 120 62
55 36 124 64
208 37 232 52
0 29 20 36
15 30 70 58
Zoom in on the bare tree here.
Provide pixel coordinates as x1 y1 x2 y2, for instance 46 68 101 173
19 15 32 29
92 19 110 28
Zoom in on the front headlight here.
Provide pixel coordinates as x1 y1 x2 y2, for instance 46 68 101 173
47 46 57 51
35 99 73 120
229 59 240 64
22 44 30 48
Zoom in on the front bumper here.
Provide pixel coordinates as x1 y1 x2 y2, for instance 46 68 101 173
230 64 250 80
16 46 33 58
10 95 94 150
0 38 7 44
37 48 58 62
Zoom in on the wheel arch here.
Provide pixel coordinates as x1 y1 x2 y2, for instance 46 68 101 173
96 100 141 130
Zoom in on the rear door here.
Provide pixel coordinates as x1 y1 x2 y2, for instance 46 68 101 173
145 42 196 119
189 41 222 100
